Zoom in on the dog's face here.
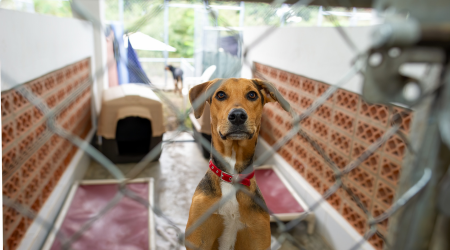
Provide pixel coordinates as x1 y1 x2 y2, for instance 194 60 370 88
189 78 291 141
211 79 263 140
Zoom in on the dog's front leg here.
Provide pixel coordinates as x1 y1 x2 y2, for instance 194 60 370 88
234 212 271 250
186 193 224 250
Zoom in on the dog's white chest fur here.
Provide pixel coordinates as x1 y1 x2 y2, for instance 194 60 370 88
217 149 244 250
218 182 244 250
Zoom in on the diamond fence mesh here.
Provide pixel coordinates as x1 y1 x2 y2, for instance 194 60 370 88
1 1 448 250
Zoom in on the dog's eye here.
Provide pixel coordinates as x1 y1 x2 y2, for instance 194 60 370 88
247 91 258 100
216 91 227 100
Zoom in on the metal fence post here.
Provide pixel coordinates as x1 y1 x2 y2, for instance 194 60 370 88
163 0 169 88
387 64 450 249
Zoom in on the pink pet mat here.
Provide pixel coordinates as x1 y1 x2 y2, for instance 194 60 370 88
255 169 305 214
50 183 149 250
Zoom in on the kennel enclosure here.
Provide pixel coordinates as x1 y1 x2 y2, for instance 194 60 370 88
190 103 212 159
97 84 165 163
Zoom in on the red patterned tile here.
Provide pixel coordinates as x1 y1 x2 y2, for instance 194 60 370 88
1 59 92 248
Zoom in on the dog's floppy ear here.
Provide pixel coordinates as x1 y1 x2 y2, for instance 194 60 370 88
252 79 291 112
189 79 221 119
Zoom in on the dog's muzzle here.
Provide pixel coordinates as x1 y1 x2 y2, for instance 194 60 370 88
228 109 247 126
219 129 253 140
219 109 254 140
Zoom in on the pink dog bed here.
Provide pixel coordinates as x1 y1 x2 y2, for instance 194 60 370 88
256 168 305 215
254 166 314 228
43 179 155 250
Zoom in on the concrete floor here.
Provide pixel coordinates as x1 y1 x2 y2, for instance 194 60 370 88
83 131 332 250
83 87 332 249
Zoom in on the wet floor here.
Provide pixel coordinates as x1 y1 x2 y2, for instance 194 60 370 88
83 131 333 250
84 132 207 249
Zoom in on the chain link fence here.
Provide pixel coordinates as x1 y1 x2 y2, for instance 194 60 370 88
2 0 449 250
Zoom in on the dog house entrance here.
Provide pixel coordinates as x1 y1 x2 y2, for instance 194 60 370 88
98 84 164 163
116 117 152 155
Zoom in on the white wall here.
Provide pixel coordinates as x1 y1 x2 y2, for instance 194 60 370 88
72 0 108 115
18 130 95 250
242 26 374 94
0 9 97 92
0 9 98 250
245 27 377 249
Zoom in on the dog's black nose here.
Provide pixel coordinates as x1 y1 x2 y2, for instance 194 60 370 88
228 109 248 125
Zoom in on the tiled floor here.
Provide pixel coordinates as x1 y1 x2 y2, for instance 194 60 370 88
83 131 332 250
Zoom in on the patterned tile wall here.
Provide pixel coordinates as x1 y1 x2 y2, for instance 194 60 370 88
255 62 412 250
2 58 93 250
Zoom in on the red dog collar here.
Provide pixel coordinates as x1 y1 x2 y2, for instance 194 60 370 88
209 160 254 187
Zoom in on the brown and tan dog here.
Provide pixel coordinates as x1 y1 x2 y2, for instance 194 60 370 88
185 78 291 250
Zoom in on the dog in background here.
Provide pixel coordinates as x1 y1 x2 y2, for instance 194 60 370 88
185 78 291 250
165 65 183 95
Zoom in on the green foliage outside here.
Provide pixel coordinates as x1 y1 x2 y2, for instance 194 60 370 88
115 0 284 58
34 0 72 17
105 0 195 58
169 8 195 58
125 3 196 59
0 0 372 59
0 0 72 17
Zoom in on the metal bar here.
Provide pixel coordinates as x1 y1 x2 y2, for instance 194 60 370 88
163 0 169 87
350 7 357 26
387 64 450 249
167 3 199 8
239 1 245 27
317 6 323 26
209 4 242 10
203 26 244 31
139 58 195 63
118 0 123 24
168 3 241 10
216 0 374 8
